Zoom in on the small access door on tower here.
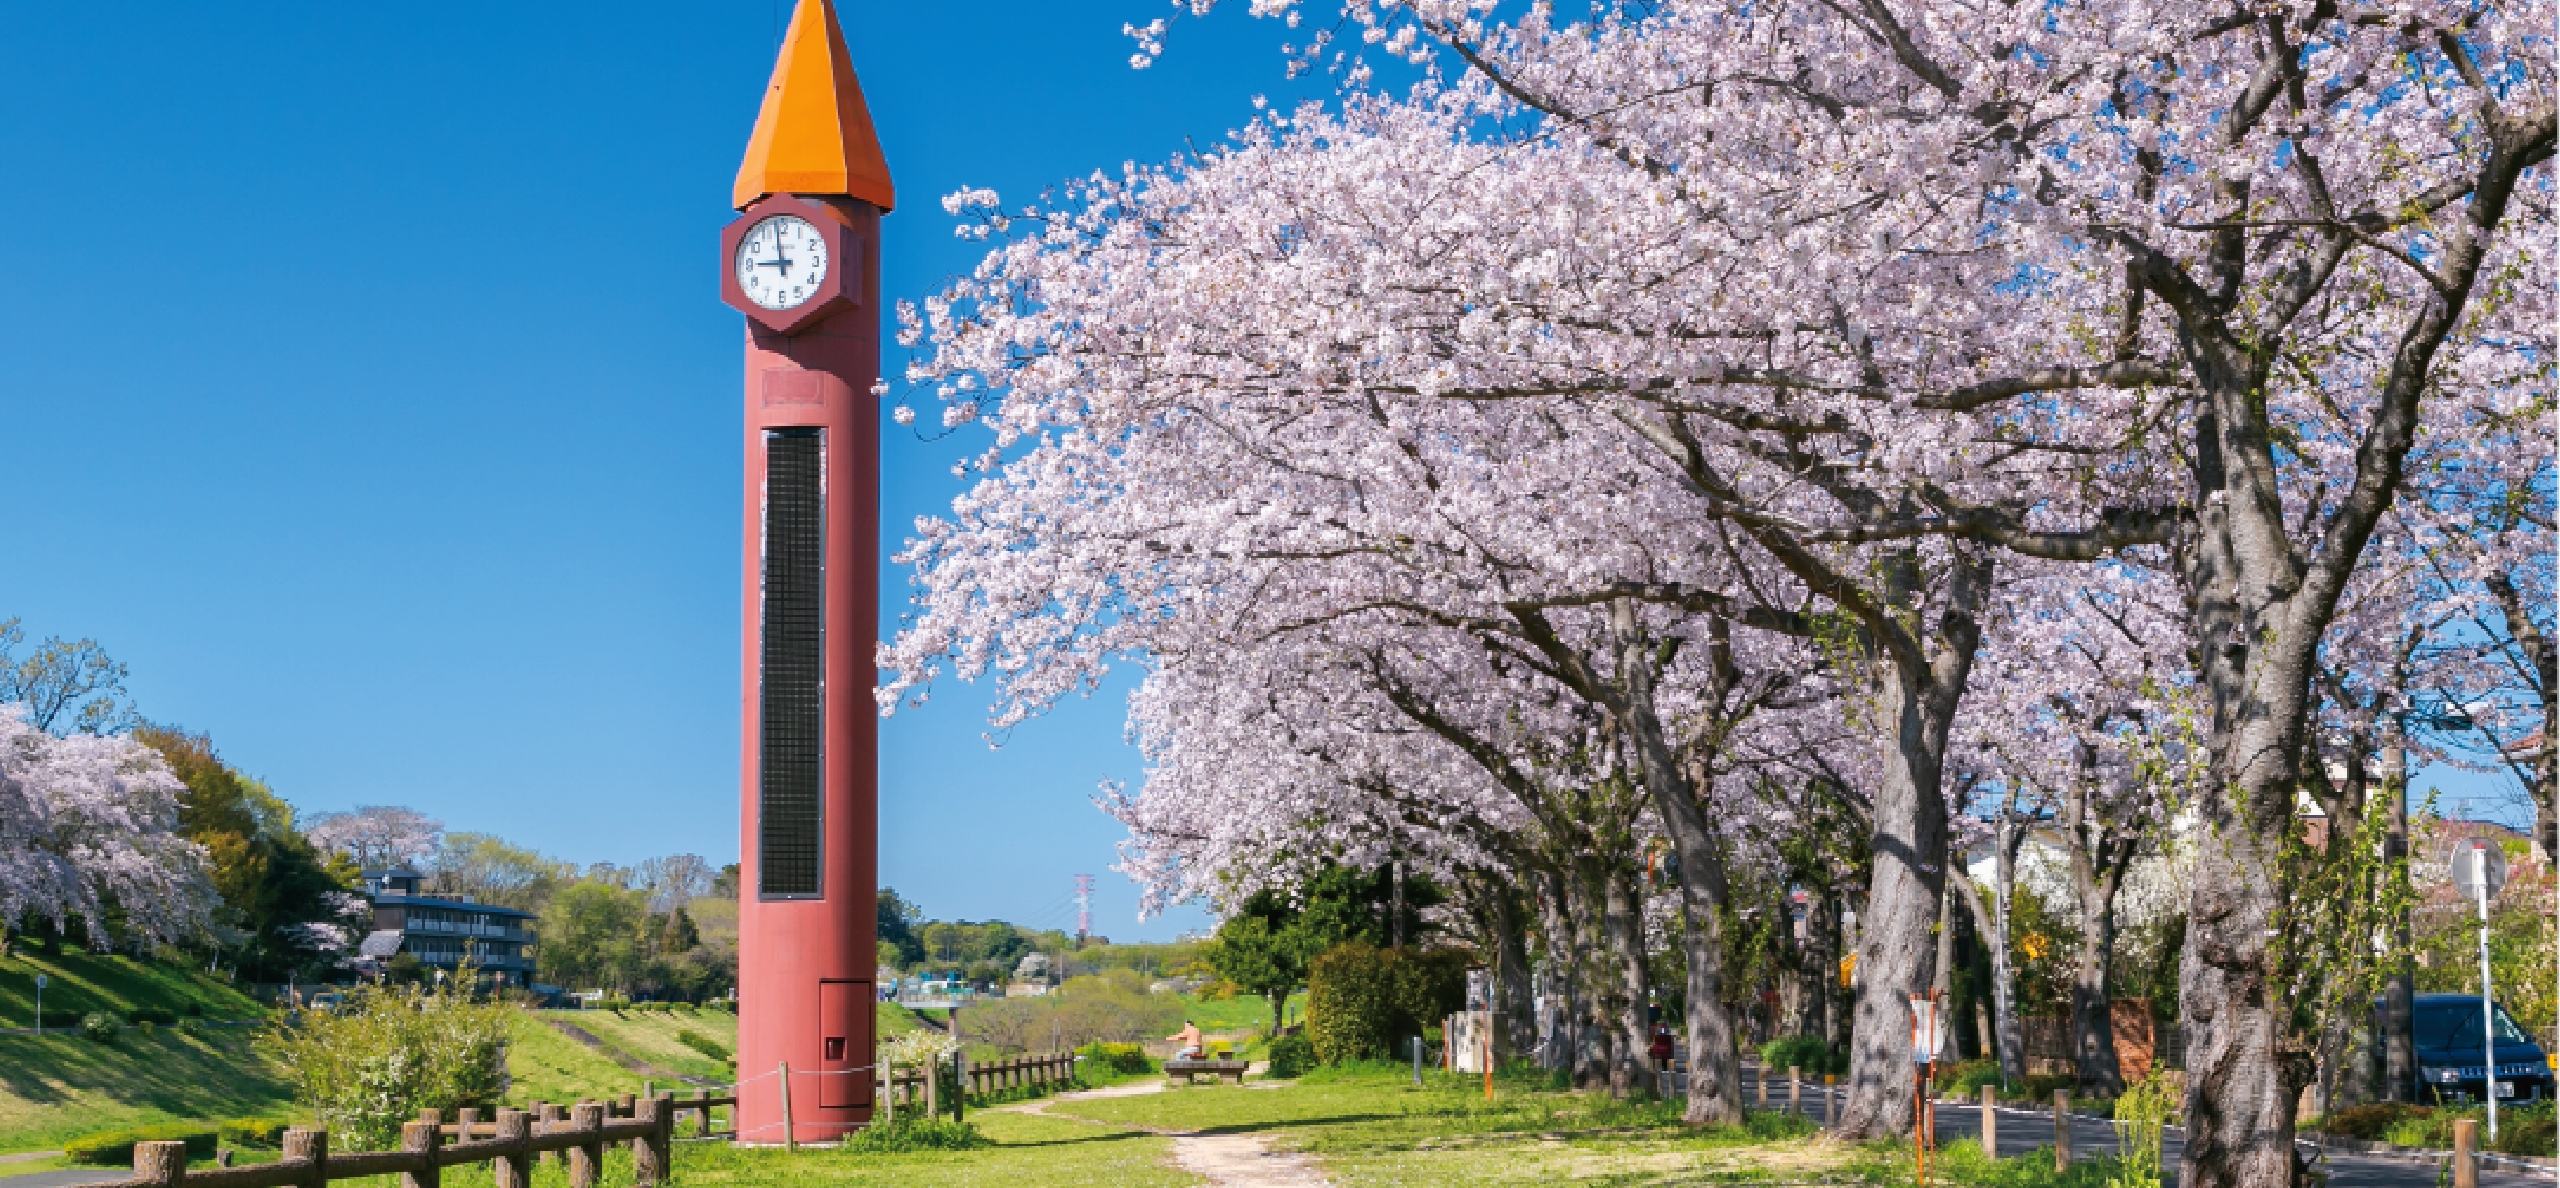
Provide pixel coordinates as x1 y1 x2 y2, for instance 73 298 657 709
817 979 874 1108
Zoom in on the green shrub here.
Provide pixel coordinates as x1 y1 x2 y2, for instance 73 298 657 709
128 1007 179 1027
220 1119 293 1148
261 978 511 1151
2315 1103 2430 1141
80 1011 123 1042
1076 1041 1154 1075
2019 1073 2077 1102
38 1009 84 1030
1264 1033 1317 1079
841 1117 988 1153
1942 1059 2004 1096
1759 1035 1835 1077
65 1126 218 1165
677 1029 729 1060
1305 943 1472 1065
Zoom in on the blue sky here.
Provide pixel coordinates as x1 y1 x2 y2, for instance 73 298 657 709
0 1 1355 942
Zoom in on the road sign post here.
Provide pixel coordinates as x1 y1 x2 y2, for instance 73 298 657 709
1910 991 1947 1185
2448 839 2508 1142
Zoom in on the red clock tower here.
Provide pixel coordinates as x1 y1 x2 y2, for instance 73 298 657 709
717 0 892 1144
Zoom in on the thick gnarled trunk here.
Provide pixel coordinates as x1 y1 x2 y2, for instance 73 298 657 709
1836 652 1965 1137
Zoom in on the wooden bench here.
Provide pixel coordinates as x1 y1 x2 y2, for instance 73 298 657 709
1164 1057 1250 1086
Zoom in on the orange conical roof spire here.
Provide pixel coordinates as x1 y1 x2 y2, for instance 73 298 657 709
733 0 894 211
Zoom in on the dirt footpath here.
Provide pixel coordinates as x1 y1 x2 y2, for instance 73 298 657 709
1002 1079 1331 1187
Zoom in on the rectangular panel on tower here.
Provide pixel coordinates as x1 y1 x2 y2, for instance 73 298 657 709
759 427 826 899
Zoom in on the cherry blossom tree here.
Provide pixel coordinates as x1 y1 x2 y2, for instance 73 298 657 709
892 0 2547 1166
0 704 214 945
305 805 443 870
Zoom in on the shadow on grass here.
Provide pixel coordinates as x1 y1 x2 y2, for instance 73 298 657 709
1181 1113 1405 1137
985 1127 1174 1150
0 1030 289 1117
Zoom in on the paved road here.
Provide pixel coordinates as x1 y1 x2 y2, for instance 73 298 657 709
0 1171 125 1188
1738 1065 2548 1188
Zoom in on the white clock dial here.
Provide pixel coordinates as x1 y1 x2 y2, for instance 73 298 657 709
736 215 831 311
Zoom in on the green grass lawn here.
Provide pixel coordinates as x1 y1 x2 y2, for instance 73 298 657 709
0 950 266 1026
1042 1063 1832 1187
0 1028 292 1154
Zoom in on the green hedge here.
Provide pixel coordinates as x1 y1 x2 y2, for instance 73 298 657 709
1758 1035 1846 1077
1264 1033 1316 1079
65 1126 219 1165
677 1029 729 1060
1077 1041 1154 1075
1305 943 1471 1065
220 1119 293 1148
127 1007 179 1027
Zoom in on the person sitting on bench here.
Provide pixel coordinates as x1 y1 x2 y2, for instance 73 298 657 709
1167 1021 1204 1061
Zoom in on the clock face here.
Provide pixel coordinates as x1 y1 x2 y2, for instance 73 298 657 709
735 215 831 311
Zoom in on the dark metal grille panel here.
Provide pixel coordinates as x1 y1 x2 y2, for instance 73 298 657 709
759 428 825 898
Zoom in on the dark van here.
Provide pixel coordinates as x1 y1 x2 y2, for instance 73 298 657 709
2381 994 2556 1104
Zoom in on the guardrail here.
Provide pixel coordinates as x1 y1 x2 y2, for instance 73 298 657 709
106 1096 680 1188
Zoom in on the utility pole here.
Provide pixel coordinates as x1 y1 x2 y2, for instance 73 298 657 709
1073 875 1093 949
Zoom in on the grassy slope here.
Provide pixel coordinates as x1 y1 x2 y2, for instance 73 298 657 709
507 1004 924 1106
536 1009 738 1082
0 951 265 1025
1171 991 1300 1035
0 1030 292 1154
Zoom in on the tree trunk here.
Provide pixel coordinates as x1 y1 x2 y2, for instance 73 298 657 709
1603 869 1653 1099
1493 886 1537 1063
2174 565 2317 1188
1836 647 1968 1137
2380 735 2414 1102
1798 883 1834 1044
1536 871 1578 1072
2070 888 2124 1096
1955 838 2027 1082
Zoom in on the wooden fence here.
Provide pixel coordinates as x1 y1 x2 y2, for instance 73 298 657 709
962 1052 1076 1098
101 1053 1077 1187
105 1097 681 1188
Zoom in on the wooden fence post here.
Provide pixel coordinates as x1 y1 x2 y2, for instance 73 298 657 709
921 1056 937 1122
1981 1085 1997 1157
492 1110 530 1188
2452 1119 2478 1188
1756 1064 1767 1107
536 1104 560 1167
879 1065 895 1126
1788 1066 1801 1116
133 1140 187 1188
618 1094 637 1121
2052 1090 2071 1172
282 1128 327 1188
455 1108 479 1141
634 1095 672 1187
400 1119 440 1188
1821 1075 1834 1127
568 1102 605 1188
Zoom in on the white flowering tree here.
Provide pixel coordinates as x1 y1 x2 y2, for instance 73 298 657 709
886 0 2549 1170
0 704 213 947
